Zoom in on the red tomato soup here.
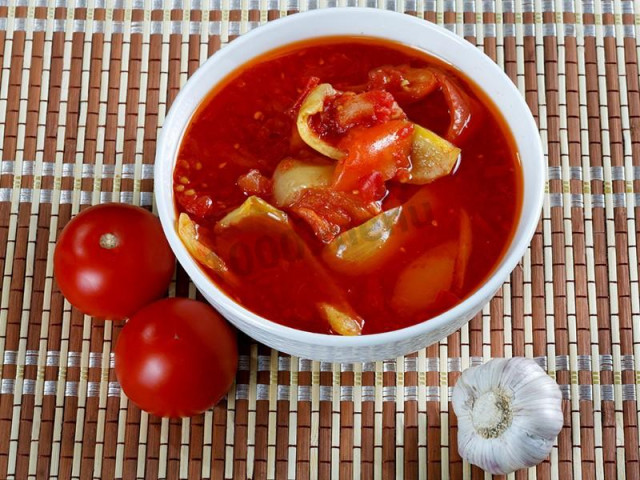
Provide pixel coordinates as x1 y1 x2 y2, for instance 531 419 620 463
174 37 523 335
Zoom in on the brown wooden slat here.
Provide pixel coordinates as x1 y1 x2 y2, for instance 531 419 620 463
0 4 637 480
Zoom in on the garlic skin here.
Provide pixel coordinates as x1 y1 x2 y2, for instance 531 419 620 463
452 357 564 475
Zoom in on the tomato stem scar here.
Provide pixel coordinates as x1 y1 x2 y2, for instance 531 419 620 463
100 233 119 249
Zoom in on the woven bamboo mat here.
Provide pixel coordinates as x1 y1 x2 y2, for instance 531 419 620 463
0 1 639 479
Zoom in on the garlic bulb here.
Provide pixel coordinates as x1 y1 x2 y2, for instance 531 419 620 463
452 357 563 475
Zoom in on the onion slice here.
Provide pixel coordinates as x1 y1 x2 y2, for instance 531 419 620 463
317 303 363 336
272 158 334 208
322 207 403 275
296 83 344 160
177 213 239 287
216 195 288 231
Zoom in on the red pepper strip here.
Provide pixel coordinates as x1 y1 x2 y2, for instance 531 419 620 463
438 74 476 145
333 119 414 193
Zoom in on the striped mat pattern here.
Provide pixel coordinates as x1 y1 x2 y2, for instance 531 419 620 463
0 1 639 479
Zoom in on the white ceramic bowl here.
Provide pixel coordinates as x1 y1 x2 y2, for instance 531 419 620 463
155 8 544 362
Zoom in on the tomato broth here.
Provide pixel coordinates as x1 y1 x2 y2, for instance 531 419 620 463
174 37 523 335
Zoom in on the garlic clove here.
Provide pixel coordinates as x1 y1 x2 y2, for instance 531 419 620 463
501 422 555 469
451 357 563 476
510 409 564 440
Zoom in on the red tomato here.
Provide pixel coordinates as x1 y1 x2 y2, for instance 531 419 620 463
114 298 238 417
54 203 175 320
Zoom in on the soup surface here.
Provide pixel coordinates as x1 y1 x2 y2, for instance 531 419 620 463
173 37 522 335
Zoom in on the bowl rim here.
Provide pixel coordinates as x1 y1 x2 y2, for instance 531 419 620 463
155 7 545 348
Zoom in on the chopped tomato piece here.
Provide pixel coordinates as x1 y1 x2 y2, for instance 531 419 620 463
329 90 406 133
237 169 272 197
367 65 439 104
290 188 377 243
309 89 405 139
176 191 215 219
333 119 414 192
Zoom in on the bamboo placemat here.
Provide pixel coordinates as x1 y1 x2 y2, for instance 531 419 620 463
0 1 639 479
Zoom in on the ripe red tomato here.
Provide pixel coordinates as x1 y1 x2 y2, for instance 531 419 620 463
54 203 175 320
114 298 238 417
